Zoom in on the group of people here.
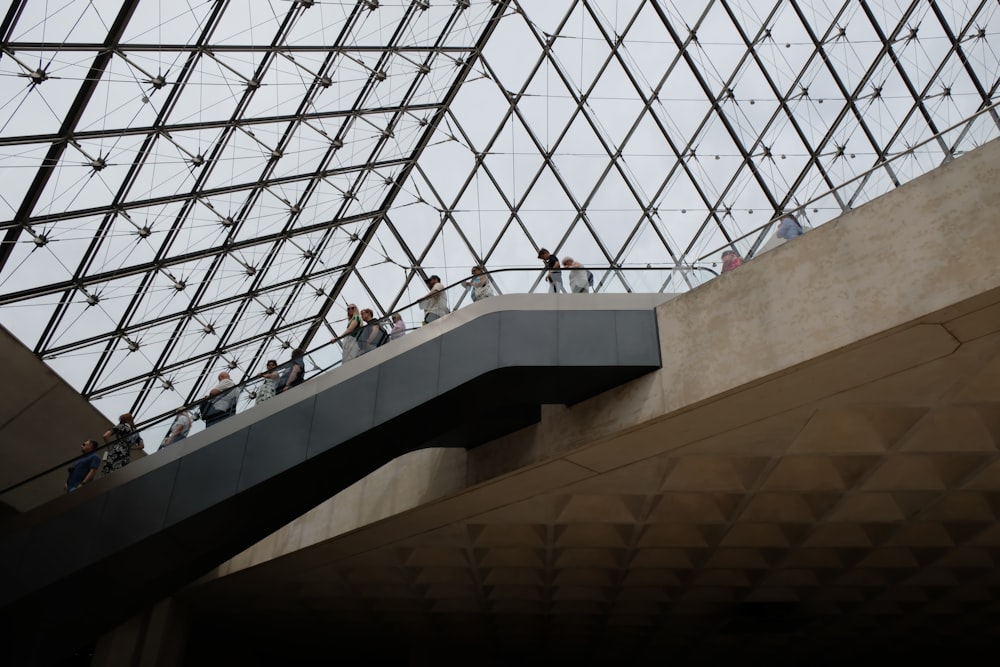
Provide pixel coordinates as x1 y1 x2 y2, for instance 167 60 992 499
65 352 313 492
67 219 809 493
65 412 145 493
338 305 407 362
537 249 593 293
340 254 594 357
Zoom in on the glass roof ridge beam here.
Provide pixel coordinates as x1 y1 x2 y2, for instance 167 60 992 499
5 158 408 229
32 0 242 390
0 0 143 273
248 42 432 368
711 0 826 257
857 1 946 157
200 0 421 382
298 0 513 349
84 312 325 402
573 0 736 267
0 1 27 43
42 258 349 366
445 3 622 269
916 1 999 157
0 43 476 53
0 205 384 309
647 1 781 249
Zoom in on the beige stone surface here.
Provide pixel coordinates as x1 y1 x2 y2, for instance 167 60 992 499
181 139 1000 657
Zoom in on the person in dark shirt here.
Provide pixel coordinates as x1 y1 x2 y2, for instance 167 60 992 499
66 439 100 493
537 248 566 293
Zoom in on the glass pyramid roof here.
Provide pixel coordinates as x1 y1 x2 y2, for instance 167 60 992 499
1 0 998 424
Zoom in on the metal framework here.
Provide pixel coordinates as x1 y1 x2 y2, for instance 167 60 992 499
0 0 998 424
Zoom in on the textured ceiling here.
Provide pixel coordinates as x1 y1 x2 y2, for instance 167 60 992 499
179 301 1000 664
1 0 999 428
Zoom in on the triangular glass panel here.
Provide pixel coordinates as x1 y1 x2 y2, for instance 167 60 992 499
654 62 714 141
447 79 514 151
620 111 677 202
451 172 517 260
479 12 545 92
415 134 478 209
585 58 648 149
585 167 646 255
551 113 614 203
548 3 613 95
519 61 582 153
480 115 545 205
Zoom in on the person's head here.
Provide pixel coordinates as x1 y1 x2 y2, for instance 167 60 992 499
426 275 440 287
218 371 230 381
291 348 305 358
562 256 575 267
391 313 402 323
722 249 738 261
81 439 98 453
471 265 484 276
347 304 358 317
266 359 277 370
361 308 373 321
118 412 135 426
537 248 550 261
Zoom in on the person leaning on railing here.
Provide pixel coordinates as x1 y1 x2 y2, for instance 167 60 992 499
537 248 566 293
418 275 450 323
562 256 591 293
462 265 493 301
389 312 406 340
65 439 100 493
160 407 193 448
776 211 804 240
254 360 281 404
279 348 306 392
338 304 363 361
201 371 240 427
102 412 144 475
720 249 743 273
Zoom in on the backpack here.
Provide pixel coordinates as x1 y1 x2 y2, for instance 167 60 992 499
373 324 390 348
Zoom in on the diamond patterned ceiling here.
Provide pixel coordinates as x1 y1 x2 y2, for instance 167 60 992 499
1 0 998 424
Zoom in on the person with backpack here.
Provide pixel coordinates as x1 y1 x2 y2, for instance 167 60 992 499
359 309 389 353
563 256 591 293
201 371 240 426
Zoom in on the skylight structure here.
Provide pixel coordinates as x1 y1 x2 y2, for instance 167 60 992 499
1 0 998 423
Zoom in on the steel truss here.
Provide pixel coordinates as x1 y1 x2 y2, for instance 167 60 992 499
0 0 997 423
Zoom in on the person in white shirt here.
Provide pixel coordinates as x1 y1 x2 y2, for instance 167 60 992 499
203 371 238 426
419 275 449 324
562 256 590 293
389 313 407 340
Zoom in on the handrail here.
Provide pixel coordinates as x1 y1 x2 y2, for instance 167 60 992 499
9 98 999 502
697 99 1000 263
1 264 715 500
